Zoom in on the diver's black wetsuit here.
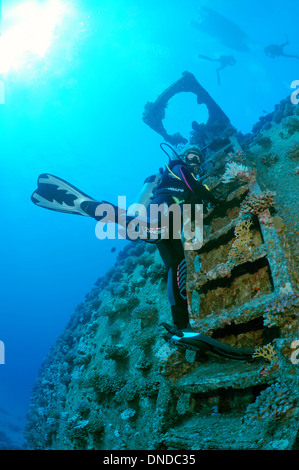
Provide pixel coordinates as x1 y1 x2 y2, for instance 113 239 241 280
150 159 220 329
110 159 221 329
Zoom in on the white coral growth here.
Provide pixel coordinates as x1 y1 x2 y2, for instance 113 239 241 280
221 161 255 184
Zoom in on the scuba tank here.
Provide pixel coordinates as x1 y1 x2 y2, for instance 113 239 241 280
127 169 164 216
135 170 164 205
135 143 180 206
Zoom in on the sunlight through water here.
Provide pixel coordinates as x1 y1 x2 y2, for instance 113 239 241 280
0 0 71 74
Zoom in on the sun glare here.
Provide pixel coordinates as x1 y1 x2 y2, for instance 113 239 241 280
0 0 70 74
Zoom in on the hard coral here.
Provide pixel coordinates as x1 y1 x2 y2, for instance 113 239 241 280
256 136 272 150
261 153 279 167
86 372 126 398
147 262 167 280
101 344 129 361
226 149 247 164
286 143 299 160
240 191 276 216
264 291 299 328
131 303 158 327
245 381 297 422
284 116 299 136
74 399 90 418
206 262 232 280
113 295 140 313
221 161 256 184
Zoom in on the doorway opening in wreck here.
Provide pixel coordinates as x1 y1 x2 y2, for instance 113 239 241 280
163 91 209 143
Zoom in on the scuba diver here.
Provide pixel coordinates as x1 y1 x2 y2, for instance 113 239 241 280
264 35 299 60
198 54 236 85
31 144 254 360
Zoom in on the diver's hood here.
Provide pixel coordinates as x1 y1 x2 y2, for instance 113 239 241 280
160 142 203 176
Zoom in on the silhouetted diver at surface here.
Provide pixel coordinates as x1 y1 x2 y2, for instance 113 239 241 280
198 54 236 85
264 35 299 60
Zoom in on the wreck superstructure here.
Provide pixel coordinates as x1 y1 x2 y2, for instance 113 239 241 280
25 73 298 450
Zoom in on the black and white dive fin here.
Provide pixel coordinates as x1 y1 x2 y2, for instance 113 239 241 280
31 173 97 217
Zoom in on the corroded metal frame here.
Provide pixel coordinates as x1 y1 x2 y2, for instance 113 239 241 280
142 71 233 148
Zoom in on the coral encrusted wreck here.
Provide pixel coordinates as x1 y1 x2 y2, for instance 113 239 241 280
25 75 299 450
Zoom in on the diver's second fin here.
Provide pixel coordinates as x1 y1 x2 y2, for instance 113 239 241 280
31 173 97 217
161 323 255 361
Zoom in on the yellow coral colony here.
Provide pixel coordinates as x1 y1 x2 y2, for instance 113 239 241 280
253 343 278 362
229 219 253 262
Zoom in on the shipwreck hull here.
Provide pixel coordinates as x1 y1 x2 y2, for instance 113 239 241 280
24 74 298 450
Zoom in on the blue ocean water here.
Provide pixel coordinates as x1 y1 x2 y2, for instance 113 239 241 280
0 0 298 447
